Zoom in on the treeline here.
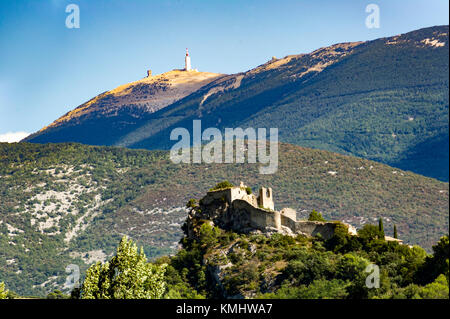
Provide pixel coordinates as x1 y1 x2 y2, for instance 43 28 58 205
3 222 446 299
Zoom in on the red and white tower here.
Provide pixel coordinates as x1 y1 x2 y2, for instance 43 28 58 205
185 48 192 71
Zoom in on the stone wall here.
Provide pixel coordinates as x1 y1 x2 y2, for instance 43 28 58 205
281 208 296 220
202 189 233 206
281 213 296 232
204 187 257 207
230 187 258 207
294 221 337 240
232 199 280 232
258 187 274 210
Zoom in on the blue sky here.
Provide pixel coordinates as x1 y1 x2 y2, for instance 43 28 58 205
0 0 448 140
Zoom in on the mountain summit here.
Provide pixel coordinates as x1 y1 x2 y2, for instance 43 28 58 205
27 68 223 146
24 26 449 181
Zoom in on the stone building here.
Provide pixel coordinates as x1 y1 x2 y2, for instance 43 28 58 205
187 181 357 240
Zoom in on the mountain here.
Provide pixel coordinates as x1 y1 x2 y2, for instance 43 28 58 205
24 26 449 181
0 142 448 296
25 70 223 146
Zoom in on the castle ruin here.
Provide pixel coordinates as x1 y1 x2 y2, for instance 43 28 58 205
186 182 357 240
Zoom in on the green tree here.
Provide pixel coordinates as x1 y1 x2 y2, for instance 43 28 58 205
210 180 234 191
325 222 349 251
198 223 221 249
46 290 69 299
308 210 326 222
417 274 449 299
0 282 8 299
393 224 398 239
416 235 449 284
336 253 371 299
358 224 383 242
432 236 450 279
159 260 206 299
378 218 385 238
259 279 349 299
80 236 167 299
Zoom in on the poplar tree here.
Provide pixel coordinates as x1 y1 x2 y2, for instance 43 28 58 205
81 236 167 299
0 282 8 299
378 218 385 238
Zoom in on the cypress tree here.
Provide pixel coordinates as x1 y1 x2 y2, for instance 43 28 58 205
378 218 385 238
393 224 398 239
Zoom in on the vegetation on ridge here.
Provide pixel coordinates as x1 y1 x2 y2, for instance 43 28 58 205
0 141 447 296
67 224 450 299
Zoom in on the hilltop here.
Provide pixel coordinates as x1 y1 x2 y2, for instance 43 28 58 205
26 69 223 146
24 26 449 181
0 142 447 296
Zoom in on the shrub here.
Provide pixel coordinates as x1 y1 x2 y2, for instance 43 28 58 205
0 282 8 299
210 180 234 191
186 198 197 209
308 210 326 222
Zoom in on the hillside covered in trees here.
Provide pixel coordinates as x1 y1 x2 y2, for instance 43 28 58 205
3 223 448 299
0 142 448 296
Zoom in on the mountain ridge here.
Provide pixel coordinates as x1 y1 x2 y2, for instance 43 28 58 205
24 26 449 181
27 69 224 143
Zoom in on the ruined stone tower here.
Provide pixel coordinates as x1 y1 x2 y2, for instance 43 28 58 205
258 187 274 210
